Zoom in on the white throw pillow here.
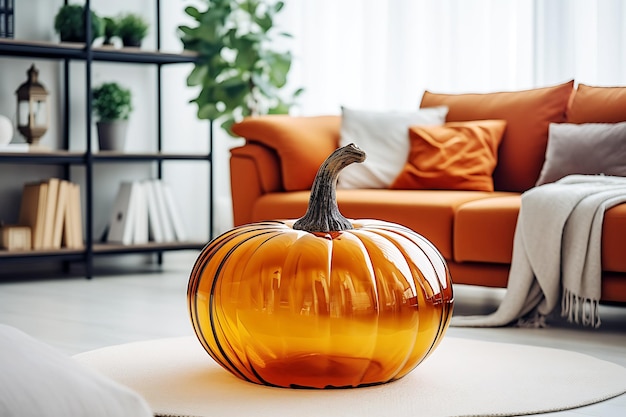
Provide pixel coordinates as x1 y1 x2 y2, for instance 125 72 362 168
0 324 153 417
337 106 449 189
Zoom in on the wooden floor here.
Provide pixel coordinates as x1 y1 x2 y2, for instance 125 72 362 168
1 252 624 416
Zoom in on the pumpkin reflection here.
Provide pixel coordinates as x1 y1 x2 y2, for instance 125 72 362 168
188 219 454 389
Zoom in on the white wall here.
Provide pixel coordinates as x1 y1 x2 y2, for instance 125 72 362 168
0 0 238 258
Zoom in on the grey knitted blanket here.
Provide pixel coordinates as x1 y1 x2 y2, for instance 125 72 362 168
451 174 626 328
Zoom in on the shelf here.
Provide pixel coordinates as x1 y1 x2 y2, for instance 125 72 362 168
0 150 210 164
93 241 206 254
0 248 85 262
0 242 206 259
0 39 86 60
0 1 213 279
0 150 85 164
93 151 211 162
0 39 198 64
92 47 199 65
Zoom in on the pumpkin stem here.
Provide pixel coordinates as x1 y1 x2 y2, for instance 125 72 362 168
293 143 366 233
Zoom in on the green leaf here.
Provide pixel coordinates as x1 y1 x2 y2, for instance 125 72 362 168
255 14 273 32
267 52 291 87
198 103 222 121
268 100 290 114
184 6 202 19
187 65 208 87
239 0 259 14
220 118 237 136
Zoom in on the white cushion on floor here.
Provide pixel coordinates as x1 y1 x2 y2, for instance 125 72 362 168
0 324 152 417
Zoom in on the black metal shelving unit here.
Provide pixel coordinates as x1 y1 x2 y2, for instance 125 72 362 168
0 1 212 278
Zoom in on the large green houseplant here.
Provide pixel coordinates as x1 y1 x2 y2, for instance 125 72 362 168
178 0 302 135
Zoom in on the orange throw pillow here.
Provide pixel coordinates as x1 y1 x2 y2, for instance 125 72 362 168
390 120 507 192
567 84 626 124
420 80 574 192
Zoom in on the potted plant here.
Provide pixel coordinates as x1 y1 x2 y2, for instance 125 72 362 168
54 4 104 43
117 13 149 48
178 0 303 135
102 17 119 47
92 82 133 151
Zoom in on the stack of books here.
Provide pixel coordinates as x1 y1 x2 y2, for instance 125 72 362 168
106 179 187 245
18 178 84 250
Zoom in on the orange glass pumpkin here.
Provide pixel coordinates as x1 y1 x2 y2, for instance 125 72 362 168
188 144 454 389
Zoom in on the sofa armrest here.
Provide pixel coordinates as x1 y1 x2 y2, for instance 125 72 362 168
230 143 283 226
231 115 341 191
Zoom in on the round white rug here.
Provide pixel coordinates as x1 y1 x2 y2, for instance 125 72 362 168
74 336 626 417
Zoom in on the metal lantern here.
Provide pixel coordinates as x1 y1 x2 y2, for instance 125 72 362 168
15 64 50 146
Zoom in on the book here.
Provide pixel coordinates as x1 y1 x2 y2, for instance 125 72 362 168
69 182 83 249
51 179 70 249
41 178 60 249
62 185 75 249
142 180 163 243
133 182 149 244
0 225 31 250
161 181 187 241
61 182 81 249
18 181 48 250
151 180 175 242
107 181 138 245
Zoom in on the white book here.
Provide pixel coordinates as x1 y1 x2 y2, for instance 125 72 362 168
133 183 149 244
152 180 175 242
143 180 164 243
161 181 188 242
107 182 138 245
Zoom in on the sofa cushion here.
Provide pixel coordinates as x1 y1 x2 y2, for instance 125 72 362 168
454 195 626 273
252 189 503 260
567 84 626 123
390 120 507 192
536 122 626 186
454 195 521 264
231 115 340 191
337 106 448 189
420 80 574 192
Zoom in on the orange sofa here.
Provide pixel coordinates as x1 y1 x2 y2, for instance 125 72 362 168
229 81 626 303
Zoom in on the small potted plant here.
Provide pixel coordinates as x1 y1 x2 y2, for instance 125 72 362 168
54 4 104 44
101 17 119 47
92 82 133 151
117 13 149 48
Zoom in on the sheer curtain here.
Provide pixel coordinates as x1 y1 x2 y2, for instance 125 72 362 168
277 0 626 116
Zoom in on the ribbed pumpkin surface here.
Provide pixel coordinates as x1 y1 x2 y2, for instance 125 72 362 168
188 218 453 388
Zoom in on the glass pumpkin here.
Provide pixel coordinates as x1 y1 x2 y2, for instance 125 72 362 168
188 144 454 389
